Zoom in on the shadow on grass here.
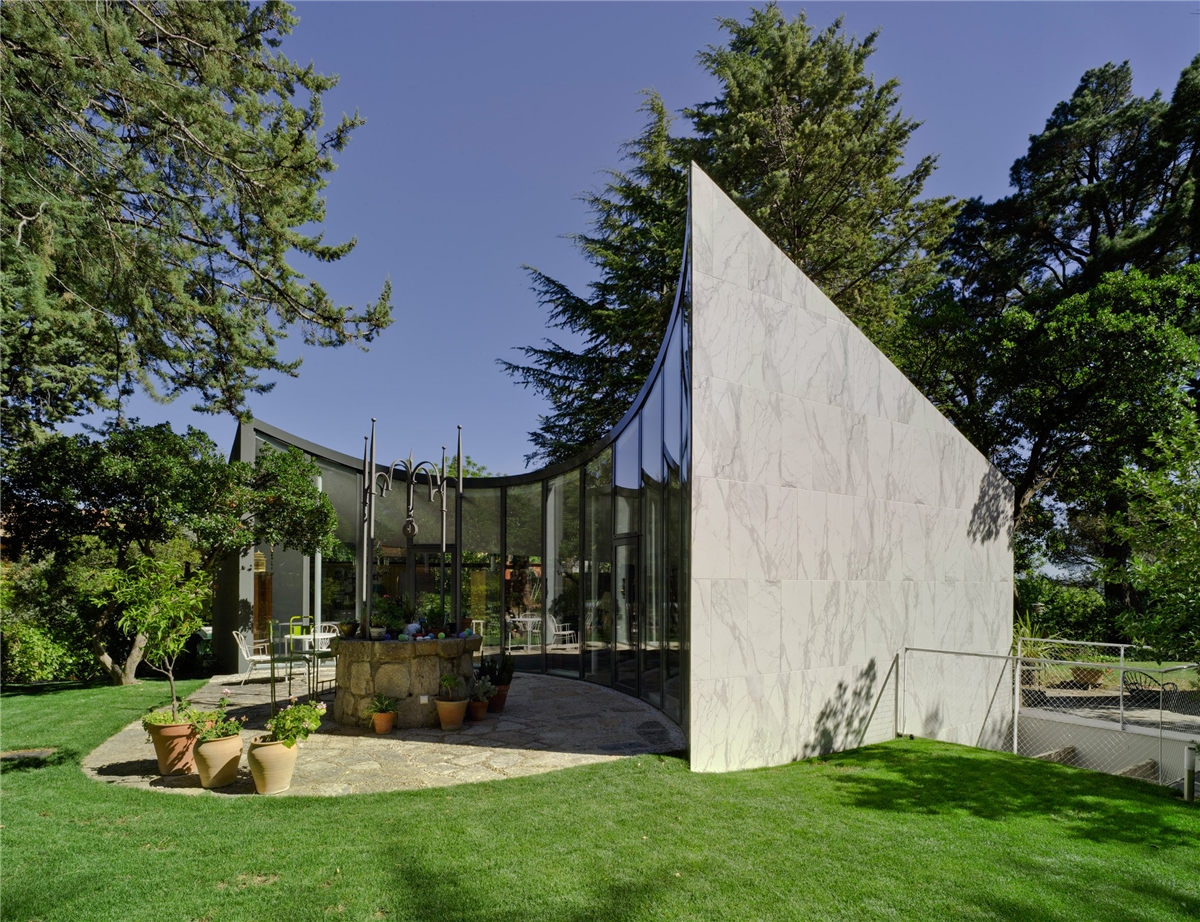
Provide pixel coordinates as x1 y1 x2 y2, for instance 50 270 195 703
0 679 111 698
0 748 78 774
820 741 1195 848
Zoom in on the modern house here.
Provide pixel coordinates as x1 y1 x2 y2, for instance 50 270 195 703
214 165 1013 772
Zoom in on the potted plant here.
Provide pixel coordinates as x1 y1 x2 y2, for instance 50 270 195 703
481 653 515 713
468 676 495 721
108 558 208 775
365 693 398 734
247 698 326 794
435 673 468 730
191 690 246 789
337 620 358 638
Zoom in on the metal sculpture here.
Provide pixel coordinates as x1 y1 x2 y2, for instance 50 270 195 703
359 420 463 635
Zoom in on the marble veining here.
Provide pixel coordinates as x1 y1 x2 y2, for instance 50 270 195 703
687 164 1012 773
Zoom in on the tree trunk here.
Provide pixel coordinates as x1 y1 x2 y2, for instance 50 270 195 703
92 630 146 686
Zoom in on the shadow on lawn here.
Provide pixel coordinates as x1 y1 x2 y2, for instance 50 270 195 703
821 742 1196 849
382 835 703 922
0 747 78 774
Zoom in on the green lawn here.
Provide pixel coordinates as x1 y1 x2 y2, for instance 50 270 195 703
2 681 1197 922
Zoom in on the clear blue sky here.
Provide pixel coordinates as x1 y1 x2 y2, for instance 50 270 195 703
113 1 1200 475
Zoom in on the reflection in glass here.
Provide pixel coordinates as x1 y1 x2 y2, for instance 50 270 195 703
462 489 502 659
545 472 581 677
506 483 544 673
584 449 612 685
614 419 640 536
614 539 639 693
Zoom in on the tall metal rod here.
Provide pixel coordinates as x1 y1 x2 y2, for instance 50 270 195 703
439 445 448 623
359 419 462 633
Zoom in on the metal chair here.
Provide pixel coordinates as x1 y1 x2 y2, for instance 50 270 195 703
547 613 577 649
1124 670 1180 708
232 629 276 685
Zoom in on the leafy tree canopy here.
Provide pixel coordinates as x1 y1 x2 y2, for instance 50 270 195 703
505 4 955 464
1 0 392 447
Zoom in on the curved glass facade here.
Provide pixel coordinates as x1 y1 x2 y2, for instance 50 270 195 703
220 252 692 726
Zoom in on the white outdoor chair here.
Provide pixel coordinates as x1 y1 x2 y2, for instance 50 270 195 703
547 614 577 649
232 629 277 685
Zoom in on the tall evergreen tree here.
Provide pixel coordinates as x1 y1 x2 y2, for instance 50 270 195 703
0 1 392 446
502 93 687 464
505 5 956 464
901 58 1199 588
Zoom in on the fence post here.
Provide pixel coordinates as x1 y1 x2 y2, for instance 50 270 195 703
1012 638 1022 755
1119 644 1125 731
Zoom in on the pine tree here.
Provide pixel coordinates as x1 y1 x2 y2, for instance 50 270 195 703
0 1 392 446
506 5 956 463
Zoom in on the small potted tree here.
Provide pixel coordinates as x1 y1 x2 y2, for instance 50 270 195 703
468 676 495 721
110 558 209 775
365 693 398 733
435 673 468 730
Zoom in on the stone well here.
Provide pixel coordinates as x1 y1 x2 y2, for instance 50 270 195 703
331 636 483 728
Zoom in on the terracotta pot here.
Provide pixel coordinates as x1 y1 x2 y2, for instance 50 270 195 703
247 738 299 794
194 734 243 789
488 685 510 713
435 698 468 730
467 699 489 721
1071 666 1106 687
147 722 197 775
371 711 396 734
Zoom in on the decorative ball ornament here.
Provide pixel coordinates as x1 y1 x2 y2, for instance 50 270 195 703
403 517 418 538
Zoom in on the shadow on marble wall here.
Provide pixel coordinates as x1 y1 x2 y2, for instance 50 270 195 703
968 467 1012 545
809 656 897 756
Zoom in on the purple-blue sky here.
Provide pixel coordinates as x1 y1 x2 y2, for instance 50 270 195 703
112 1 1199 474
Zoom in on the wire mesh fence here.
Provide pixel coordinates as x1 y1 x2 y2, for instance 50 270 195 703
1014 638 1199 787
901 643 1200 791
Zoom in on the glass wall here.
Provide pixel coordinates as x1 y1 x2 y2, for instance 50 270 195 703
506 482 543 673
584 448 613 684
545 471 581 677
226 253 690 726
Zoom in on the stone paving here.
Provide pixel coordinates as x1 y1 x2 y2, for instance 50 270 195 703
81 669 686 796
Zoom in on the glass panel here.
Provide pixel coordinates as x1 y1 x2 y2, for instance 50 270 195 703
664 463 683 723
641 481 663 707
614 419 640 536
506 483 544 673
663 325 682 469
584 448 612 685
462 488 502 659
315 461 360 624
641 378 663 484
545 471 581 677
614 540 639 693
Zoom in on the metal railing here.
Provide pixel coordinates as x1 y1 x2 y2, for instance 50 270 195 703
901 643 1199 791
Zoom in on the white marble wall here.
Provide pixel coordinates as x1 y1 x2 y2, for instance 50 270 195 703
687 164 1013 772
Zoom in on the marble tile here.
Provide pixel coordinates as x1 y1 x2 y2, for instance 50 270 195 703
687 164 1011 772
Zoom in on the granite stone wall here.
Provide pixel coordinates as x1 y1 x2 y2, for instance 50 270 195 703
687 164 1013 772
332 636 481 728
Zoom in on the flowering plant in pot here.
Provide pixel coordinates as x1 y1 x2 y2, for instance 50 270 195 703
435 673 468 730
248 698 326 794
468 676 495 721
479 653 515 713
107 558 208 775
365 693 398 733
191 691 246 789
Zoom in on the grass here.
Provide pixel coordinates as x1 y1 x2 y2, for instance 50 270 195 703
2 681 1198 922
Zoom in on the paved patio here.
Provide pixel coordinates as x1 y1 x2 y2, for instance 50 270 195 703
82 670 686 796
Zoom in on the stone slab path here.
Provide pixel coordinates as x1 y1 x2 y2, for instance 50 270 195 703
82 671 685 797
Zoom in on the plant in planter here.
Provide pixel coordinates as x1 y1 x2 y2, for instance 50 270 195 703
108 558 209 774
365 693 398 734
191 691 246 789
248 698 326 794
337 620 358 638
468 676 495 721
435 672 468 730
480 653 515 712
